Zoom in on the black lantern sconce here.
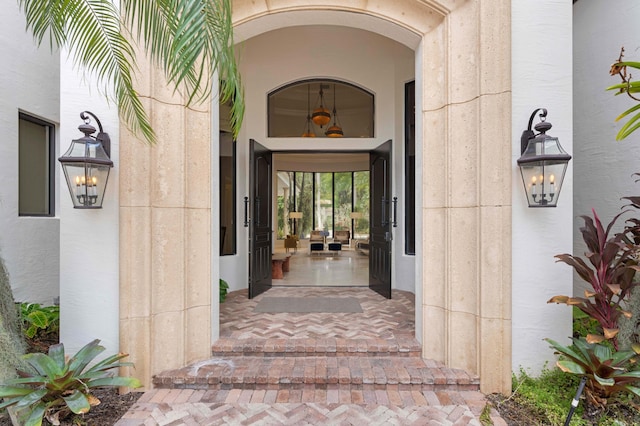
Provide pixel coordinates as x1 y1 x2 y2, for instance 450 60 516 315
517 108 572 207
59 111 113 209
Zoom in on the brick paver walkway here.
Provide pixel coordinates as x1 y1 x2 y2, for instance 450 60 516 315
116 286 507 425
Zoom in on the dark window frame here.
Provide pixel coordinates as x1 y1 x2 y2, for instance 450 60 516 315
279 170 368 239
18 112 55 217
219 134 237 256
267 78 375 138
404 81 416 255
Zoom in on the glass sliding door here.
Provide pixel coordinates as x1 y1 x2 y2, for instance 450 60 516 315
334 172 352 232
296 172 313 239
277 170 370 240
276 171 294 239
353 171 370 239
315 173 333 237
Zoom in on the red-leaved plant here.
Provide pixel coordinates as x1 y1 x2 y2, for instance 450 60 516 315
549 209 639 349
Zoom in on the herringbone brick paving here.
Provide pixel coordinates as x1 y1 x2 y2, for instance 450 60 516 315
117 284 507 424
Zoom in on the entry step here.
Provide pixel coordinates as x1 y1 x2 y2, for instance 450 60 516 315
152 356 479 392
212 337 421 358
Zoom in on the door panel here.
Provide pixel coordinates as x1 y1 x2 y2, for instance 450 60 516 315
369 140 392 299
249 139 272 298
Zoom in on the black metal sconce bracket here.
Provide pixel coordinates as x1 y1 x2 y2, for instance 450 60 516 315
520 108 547 154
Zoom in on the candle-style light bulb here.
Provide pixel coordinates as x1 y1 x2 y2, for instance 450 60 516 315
531 176 537 195
550 174 556 195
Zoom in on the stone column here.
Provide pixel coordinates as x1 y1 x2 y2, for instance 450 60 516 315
421 0 512 394
119 57 212 389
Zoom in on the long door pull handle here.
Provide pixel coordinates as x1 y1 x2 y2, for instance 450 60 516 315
243 196 249 227
392 196 398 228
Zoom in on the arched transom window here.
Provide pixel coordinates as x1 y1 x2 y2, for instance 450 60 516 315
268 79 374 138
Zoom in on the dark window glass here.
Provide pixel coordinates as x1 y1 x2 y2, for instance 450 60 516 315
405 81 416 255
268 79 374 138
220 132 236 255
19 113 55 216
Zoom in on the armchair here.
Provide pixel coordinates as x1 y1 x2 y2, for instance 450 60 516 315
284 235 299 253
309 230 325 244
334 230 350 245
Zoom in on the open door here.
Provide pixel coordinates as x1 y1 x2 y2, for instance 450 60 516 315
369 140 392 299
249 139 272 298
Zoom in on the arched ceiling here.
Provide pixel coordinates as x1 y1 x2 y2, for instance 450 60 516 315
233 10 425 49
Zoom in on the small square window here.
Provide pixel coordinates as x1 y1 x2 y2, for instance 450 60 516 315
19 113 55 216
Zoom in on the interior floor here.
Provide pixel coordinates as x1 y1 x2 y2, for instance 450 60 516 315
272 245 368 287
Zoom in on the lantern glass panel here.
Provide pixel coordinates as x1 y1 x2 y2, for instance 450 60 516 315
61 162 111 209
519 160 568 207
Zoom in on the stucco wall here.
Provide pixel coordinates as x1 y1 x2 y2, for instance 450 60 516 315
511 0 574 374
0 3 60 305
58 57 120 355
221 25 416 294
573 0 640 295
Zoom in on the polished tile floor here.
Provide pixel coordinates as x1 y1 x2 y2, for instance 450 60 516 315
273 248 368 287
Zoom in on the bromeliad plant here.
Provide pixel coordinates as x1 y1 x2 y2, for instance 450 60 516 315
549 209 639 348
0 339 141 426
546 337 640 409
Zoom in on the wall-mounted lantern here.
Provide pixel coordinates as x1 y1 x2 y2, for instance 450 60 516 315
59 111 113 209
517 108 571 207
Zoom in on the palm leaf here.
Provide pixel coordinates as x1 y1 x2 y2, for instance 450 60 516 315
18 0 244 143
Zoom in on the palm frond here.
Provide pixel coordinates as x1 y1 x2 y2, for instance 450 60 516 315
19 0 245 143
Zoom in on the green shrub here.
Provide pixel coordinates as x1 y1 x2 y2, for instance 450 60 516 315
20 303 59 339
220 279 229 303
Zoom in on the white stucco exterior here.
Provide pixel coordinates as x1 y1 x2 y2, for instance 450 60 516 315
511 1 574 374
573 0 640 294
58 52 120 356
0 2 60 305
1 0 591 392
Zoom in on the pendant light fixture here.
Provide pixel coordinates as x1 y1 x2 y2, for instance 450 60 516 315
325 84 344 137
302 84 316 137
311 85 331 127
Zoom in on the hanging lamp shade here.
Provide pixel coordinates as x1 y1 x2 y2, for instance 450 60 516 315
311 86 331 127
325 84 344 137
312 107 331 127
325 123 343 137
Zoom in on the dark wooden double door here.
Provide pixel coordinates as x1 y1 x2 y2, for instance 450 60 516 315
248 139 393 299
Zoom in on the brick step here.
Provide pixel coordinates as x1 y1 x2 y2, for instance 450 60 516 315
152 356 480 392
211 337 422 358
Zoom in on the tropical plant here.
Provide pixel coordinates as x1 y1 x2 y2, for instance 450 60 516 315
0 339 141 426
17 0 244 144
20 303 60 339
549 209 639 348
220 278 229 303
608 47 640 141
546 337 640 410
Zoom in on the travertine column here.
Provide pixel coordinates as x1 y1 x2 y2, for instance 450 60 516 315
421 0 512 394
119 55 212 389
116 0 512 394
